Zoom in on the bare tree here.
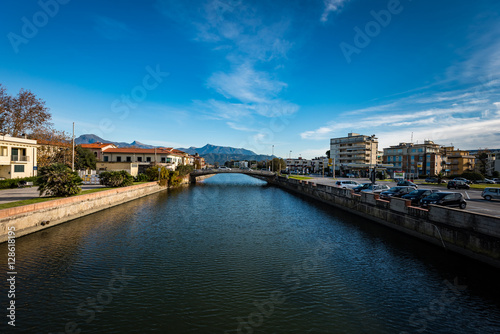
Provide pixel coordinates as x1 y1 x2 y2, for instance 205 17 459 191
0 84 52 136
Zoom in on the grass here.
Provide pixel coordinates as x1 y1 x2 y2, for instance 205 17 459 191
289 175 313 180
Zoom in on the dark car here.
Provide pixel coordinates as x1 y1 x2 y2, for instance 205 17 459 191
425 177 438 183
453 177 471 184
397 180 418 188
379 186 417 200
420 192 467 209
401 189 440 206
447 180 470 190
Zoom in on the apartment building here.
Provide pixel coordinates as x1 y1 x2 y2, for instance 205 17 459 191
383 140 444 178
443 147 475 175
330 133 378 166
0 135 38 179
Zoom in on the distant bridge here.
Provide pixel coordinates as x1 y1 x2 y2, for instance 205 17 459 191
190 168 277 183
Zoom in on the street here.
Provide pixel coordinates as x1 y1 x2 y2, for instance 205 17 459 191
0 185 105 204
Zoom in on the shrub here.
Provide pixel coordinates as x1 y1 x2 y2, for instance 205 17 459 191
461 172 484 181
0 176 38 189
99 171 134 187
176 165 194 176
135 173 149 182
493 171 500 178
145 166 170 181
168 171 181 187
37 163 82 197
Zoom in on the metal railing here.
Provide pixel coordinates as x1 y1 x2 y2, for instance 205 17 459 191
11 155 29 162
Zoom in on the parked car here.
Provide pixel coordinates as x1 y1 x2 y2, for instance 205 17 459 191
397 180 418 188
353 183 372 193
346 173 356 178
420 192 467 209
218 166 231 170
492 178 500 184
453 177 471 184
447 180 470 190
401 189 440 206
481 188 500 201
359 184 390 194
335 180 360 189
425 177 438 183
379 186 417 200
393 178 404 183
483 179 496 184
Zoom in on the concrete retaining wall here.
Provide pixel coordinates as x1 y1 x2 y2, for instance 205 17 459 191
273 177 500 268
0 182 166 243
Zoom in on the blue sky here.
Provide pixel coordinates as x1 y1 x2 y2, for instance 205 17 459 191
1 0 499 158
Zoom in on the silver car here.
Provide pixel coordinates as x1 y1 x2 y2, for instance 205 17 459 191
481 188 500 201
335 180 360 189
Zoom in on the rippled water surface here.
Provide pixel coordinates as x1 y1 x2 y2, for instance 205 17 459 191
2 174 500 333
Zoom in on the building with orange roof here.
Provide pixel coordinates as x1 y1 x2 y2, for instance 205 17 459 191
80 142 116 161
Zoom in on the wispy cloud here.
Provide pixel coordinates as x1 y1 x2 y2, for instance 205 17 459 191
156 0 300 130
320 0 350 22
92 16 135 40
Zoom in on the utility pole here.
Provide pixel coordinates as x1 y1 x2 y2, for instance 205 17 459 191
72 122 75 171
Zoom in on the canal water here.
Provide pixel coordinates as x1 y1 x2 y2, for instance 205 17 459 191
2 174 500 333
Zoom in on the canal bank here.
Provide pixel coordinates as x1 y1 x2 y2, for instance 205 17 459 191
272 176 500 268
0 182 166 243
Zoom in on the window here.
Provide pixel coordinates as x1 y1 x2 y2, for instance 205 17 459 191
146 157 151 162
104 156 109 162
116 156 122 162
411 156 415 161
14 165 24 173
161 157 166 163
126 156 131 162
137 157 142 162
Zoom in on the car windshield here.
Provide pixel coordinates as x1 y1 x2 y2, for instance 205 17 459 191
408 190 422 196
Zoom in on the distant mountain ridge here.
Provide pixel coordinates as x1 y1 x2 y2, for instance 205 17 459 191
74 134 273 164
176 144 257 156
75 134 157 149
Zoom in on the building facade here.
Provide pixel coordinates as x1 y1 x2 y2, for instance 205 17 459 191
330 133 379 176
383 140 444 178
0 135 38 179
80 142 117 161
443 147 475 175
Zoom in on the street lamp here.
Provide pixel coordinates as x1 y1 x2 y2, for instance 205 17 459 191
272 145 274 173
368 135 376 184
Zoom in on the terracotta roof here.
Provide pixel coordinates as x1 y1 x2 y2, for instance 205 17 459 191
37 139 70 147
103 147 186 156
81 142 116 149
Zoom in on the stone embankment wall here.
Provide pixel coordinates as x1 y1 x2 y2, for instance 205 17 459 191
273 176 500 268
0 182 165 243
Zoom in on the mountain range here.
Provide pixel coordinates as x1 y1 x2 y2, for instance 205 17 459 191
75 134 273 164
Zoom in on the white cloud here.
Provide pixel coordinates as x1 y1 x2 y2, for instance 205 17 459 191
320 0 350 22
92 16 135 40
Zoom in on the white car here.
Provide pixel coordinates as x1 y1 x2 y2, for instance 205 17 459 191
359 184 390 193
335 180 360 189
218 166 231 170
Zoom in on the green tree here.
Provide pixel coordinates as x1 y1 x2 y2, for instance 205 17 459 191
176 164 194 176
37 163 82 197
492 171 499 178
99 171 134 187
75 146 97 171
145 165 169 181
325 150 330 158
476 151 489 176
461 171 484 181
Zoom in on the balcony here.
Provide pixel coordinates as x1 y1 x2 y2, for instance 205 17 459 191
11 155 30 163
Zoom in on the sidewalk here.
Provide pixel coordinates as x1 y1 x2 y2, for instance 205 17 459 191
0 185 105 204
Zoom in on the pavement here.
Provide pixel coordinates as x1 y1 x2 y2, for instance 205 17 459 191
307 175 500 218
0 185 106 204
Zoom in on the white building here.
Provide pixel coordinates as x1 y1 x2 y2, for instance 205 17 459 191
0 135 38 179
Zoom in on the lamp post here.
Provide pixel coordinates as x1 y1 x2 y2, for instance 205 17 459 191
272 145 274 173
72 122 75 171
368 135 376 184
